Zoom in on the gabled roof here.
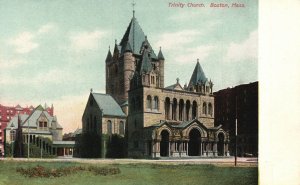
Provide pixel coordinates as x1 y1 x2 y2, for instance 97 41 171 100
7 114 29 129
91 93 126 117
188 61 208 87
165 83 183 91
120 17 157 58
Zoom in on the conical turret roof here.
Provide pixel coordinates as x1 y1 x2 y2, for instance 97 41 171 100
157 47 165 60
188 61 208 87
105 48 112 62
120 17 157 58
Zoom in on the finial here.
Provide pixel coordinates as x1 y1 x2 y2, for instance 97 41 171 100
160 46 161 50
109 45 110 50
145 35 147 40
132 0 136 17
90 88 93 93
176 78 180 84
197 58 199 63
115 39 117 45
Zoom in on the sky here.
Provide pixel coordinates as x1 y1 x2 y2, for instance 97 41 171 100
0 0 257 133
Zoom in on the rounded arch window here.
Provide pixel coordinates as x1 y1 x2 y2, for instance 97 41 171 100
208 103 213 116
146 95 152 109
153 96 159 110
202 102 207 115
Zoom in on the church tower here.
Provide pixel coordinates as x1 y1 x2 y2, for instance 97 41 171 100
105 11 164 107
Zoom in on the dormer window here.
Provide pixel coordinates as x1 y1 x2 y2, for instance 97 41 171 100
39 121 47 128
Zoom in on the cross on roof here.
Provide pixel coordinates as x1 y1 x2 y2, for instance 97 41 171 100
132 0 136 17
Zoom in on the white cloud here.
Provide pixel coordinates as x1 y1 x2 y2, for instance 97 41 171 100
37 23 57 35
175 45 215 64
226 30 258 62
69 30 106 52
7 32 39 54
0 57 27 69
0 68 78 86
7 23 58 54
154 30 202 51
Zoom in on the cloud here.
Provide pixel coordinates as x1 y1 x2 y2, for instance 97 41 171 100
7 23 58 54
69 30 106 52
154 30 202 51
37 23 57 35
7 32 39 54
175 45 215 64
226 30 258 62
0 57 27 69
0 68 78 86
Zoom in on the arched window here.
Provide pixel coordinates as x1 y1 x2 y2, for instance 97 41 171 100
172 98 178 120
203 102 207 115
153 96 159 110
186 100 191 121
179 99 184 121
107 120 112 135
165 97 170 120
119 121 124 135
147 95 152 109
192 101 197 119
208 103 213 116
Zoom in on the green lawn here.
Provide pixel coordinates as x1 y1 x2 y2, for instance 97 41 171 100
0 160 257 185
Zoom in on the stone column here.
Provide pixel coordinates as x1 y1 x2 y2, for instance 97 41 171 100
199 141 202 156
189 108 192 121
213 142 218 156
186 142 189 156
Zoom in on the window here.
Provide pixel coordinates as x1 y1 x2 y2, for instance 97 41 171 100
208 103 213 116
202 102 207 114
146 95 152 109
119 121 124 135
10 130 16 141
153 96 159 110
107 120 112 134
39 121 43 127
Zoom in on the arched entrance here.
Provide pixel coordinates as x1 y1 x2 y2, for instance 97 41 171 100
217 133 225 156
188 128 201 156
160 130 170 157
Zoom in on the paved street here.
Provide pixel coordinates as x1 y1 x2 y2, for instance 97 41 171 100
0 157 258 167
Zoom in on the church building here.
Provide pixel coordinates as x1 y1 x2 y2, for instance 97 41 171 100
82 11 230 158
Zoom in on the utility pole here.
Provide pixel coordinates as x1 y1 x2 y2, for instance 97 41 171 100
27 120 29 159
235 95 238 166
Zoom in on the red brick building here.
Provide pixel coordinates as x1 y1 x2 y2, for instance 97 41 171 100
0 104 54 156
214 82 258 157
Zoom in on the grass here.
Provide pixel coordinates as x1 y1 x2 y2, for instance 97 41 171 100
0 160 257 185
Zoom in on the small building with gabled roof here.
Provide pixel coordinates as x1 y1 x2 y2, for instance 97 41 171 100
4 105 74 158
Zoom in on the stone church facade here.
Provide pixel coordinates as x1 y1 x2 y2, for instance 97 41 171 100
103 12 230 158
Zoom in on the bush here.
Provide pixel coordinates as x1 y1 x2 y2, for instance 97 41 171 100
16 165 121 178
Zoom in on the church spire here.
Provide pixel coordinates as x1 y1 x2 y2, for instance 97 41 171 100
158 46 165 60
188 59 208 87
105 46 112 62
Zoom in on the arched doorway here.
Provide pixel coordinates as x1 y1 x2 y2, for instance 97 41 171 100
188 128 201 156
160 130 170 157
217 133 225 156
